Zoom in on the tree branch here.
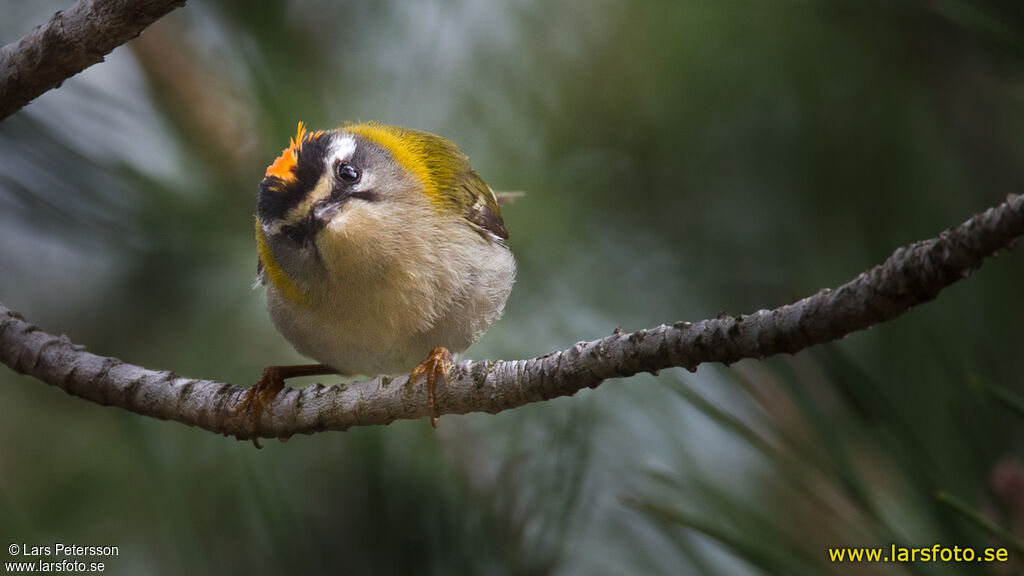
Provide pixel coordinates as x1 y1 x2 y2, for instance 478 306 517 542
0 0 187 122
1 195 1022 440
0 0 1021 442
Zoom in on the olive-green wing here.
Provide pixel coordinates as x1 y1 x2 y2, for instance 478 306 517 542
459 175 509 241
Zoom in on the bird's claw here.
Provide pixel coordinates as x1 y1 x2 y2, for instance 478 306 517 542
410 347 453 428
235 366 286 448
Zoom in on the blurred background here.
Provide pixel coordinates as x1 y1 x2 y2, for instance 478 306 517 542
1 0 1024 574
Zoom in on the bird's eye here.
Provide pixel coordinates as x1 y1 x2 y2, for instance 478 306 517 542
335 162 361 184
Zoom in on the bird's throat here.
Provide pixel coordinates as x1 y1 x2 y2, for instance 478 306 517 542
255 220 310 306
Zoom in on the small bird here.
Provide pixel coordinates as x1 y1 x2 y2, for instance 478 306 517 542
241 122 515 429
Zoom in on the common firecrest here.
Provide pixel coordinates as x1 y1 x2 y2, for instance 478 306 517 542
241 122 516 427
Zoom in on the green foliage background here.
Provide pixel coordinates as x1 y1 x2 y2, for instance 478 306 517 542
1 1 1024 574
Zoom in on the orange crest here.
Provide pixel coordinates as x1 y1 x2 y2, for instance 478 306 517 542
264 122 323 185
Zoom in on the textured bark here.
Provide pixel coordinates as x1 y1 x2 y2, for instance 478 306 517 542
0 0 1021 443
0 0 187 121
2 195 1022 441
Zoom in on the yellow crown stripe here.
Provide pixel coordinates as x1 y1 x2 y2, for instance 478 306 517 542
345 123 441 199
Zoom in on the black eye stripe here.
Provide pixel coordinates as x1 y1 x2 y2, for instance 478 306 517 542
256 133 332 223
257 177 292 223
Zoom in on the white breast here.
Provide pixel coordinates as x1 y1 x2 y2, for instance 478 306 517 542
264 204 515 376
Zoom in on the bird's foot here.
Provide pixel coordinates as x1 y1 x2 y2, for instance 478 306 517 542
235 364 337 448
409 347 453 428
235 366 286 448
